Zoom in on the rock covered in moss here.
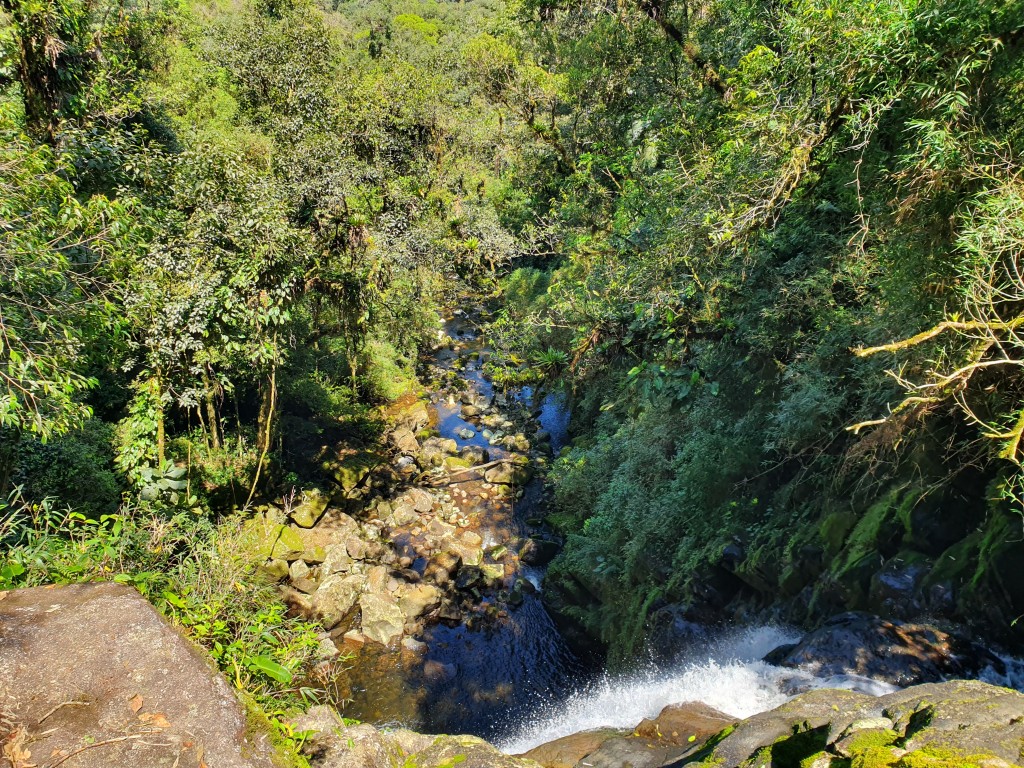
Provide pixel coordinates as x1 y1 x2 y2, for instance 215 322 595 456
690 679 1024 768
289 707 543 768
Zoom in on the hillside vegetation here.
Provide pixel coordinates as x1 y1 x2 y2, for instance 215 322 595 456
2 0 1024 699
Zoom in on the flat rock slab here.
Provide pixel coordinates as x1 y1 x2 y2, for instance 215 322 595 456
0 582 277 768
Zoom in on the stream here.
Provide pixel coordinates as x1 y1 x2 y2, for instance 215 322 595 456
334 305 581 740
330 303 1024 754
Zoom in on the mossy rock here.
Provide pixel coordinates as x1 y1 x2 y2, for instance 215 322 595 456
323 450 385 492
819 510 858 557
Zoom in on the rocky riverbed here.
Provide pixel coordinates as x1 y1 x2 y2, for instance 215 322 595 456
252 303 576 734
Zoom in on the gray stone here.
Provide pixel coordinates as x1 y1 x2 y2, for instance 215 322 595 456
289 559 310 581
359 593 406 645
290 708 403 768
397 583 442 620
408 734 543 768
0 583 277 768
407 487 435 513
391 427 420 454
312 573 366 629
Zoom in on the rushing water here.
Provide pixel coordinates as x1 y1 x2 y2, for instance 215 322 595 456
495 625 900 754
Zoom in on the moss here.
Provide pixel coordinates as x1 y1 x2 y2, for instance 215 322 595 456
770 724 831 767
894 746 1018 767
820 511 858 556
240 692 309 768
851 746 900 768
847 729 900 753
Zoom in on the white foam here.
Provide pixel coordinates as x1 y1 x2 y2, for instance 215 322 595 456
498 626 805 754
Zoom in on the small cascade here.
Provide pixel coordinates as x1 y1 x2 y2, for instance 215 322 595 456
496 626 899 755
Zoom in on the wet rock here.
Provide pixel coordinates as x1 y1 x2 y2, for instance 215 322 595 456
633 701 736 746
522 729 624 768
763 612 1000 686
436 599 463 622
461 445 489 464
0 583 278 768
458 427 476 440
480 562 505 583
402 636 428 653
425 550 462 583
456 565 484 590
359 593 406 645
462 404 481 417
312 573 366 628
520 537 560 566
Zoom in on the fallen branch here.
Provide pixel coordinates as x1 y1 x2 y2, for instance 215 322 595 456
853 316 1024 357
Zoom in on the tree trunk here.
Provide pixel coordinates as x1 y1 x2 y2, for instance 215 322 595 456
153 369 165 467
202 366 222 451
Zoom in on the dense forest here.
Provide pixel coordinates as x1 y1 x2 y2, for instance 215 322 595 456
2 0 1024 740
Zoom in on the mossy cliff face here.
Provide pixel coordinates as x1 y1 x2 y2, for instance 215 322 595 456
543 436 1024 663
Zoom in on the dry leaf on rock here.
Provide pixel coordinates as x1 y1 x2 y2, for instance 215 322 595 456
138 712 172 729
2 726 37 768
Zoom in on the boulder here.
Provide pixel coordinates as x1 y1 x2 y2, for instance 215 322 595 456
397 583 442 620
408 734 542 768
0 583 278 768
359 593 406 645
391 427 421 454
696 679 1024 768
522 729 624 767
321 543 355 576
388 502 420 527
520 537 560 566
290 488 330 528
407 487 436 513
425 550 462 583
311 573 366 628
633 701 736 746
395 400 430 432
763 612 1000 686
461 445 489 464
290 707 403 768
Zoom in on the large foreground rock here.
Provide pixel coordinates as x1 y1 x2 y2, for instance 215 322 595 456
0 582 277 768
291 706 542 768
686 679 1024 768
